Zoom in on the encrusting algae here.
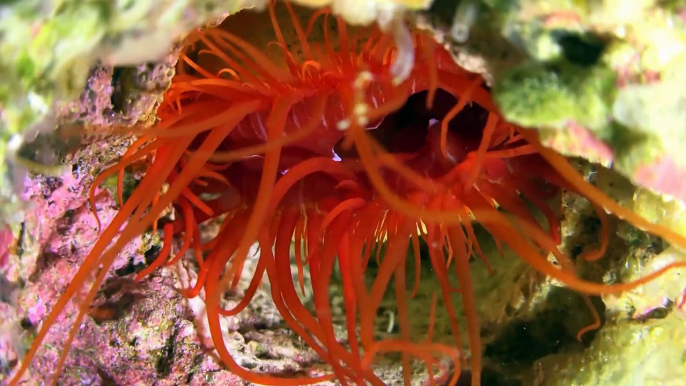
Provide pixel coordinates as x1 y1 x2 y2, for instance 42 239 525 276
8 1 686 385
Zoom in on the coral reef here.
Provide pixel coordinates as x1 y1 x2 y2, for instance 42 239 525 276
2 0 686 385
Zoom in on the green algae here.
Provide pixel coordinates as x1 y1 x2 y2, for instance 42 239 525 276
534 311 686 386
494 60 616 131
631 189 686 239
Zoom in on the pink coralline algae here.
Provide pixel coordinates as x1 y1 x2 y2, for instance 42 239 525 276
0 226 13 273
2 51 350 384
541 121 686 204
633 155 686 204
541 121 614 166
0 136 340 385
